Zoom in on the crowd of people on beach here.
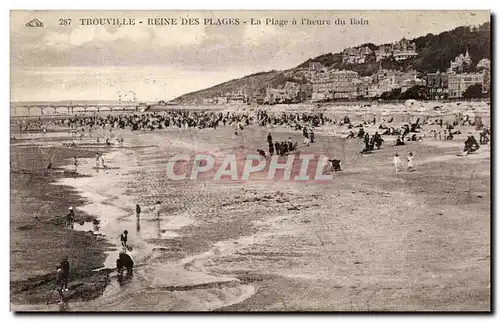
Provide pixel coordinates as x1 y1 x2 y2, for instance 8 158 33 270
13 108 490 153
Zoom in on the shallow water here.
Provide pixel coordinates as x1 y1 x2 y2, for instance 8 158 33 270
30 131 261 311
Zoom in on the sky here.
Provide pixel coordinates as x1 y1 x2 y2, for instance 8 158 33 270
10 10 490 102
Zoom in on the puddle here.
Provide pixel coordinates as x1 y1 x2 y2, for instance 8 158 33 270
73 220 100 233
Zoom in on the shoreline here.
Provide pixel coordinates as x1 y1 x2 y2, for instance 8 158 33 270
10 144 114 308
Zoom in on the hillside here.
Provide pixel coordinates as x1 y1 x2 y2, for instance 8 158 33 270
172 22 490 104
172 71 281 104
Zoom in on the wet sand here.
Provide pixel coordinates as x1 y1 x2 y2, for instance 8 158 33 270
10 143 113 307
10 116 490 311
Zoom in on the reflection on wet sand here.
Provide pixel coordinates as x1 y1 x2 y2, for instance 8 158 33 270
157 218 161 239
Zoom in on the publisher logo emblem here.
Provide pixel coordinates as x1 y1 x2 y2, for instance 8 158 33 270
26 18 44 28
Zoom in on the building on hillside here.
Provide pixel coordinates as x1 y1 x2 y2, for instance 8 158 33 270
366 69 423 98
392 38 417 61
448 50 472 74
266 87 288 104
354 76 373 98
476 58 491 93
297 83 313 102
394 70 424 92
393 50 418 61
283 81 300 99
393 38 416 51
448 72 484 98
342 46 373 64
374 38 417 62
254 95 266 105
426 70 449 99
263 81 302 104
375 45 393 62
309 61 324 71
312 69 359 100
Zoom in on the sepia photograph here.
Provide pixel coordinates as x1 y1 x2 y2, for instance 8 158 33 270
9 10 491 312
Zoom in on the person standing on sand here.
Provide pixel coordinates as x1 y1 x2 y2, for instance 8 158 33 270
155 201 162 221
54 265 65 304
136 204 141 219
393 153 402 173
120 230 128 250
267 132 273 145
95 153 100 170
66 207 75 229
407 152 414 172
267 142 274 156
136 204 142 232
73 156 78 175
101 154 105 169
60 256 70 292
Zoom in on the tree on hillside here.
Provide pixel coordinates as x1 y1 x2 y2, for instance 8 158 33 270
462 83 483 99
400 85 429 100
380 88 402 100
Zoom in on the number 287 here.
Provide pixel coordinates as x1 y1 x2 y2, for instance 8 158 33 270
59 18 71 26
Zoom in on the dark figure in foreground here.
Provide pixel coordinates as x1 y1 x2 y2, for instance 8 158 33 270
60 256 70 292
54 265 65 304
267 132 273 145
116 252 134 275
373 132 384 149
464 135 480 154
479 128 490 145
268 142 274 156
328 159 342 171
120 230 128 250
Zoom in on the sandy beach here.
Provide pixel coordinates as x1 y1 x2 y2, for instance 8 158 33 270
10 107 490 311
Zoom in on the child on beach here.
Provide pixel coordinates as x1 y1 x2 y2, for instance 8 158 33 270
407 152 414 172
393 153 402 173
120 230 128 251
95 153 100 170
155 201 162 221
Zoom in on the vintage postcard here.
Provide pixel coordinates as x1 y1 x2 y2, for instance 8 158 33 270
10 10 491 312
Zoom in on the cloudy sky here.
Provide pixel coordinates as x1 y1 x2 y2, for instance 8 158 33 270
11 10 489 102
